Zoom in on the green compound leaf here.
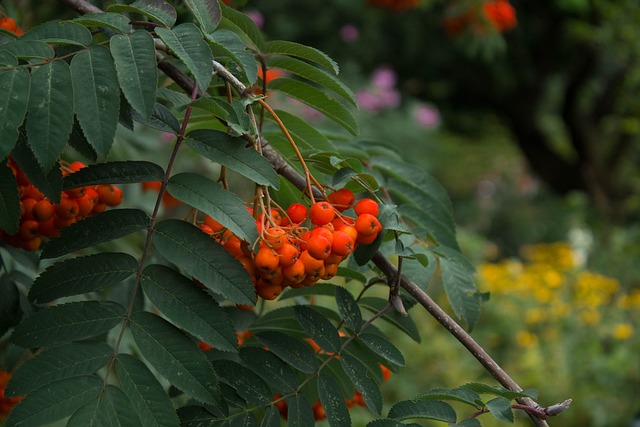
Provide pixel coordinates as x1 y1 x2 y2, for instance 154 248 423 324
239 347 298 394
266 109 336 152
67 385 143 427
152 219 255 306
10 301 126 348
0 51 17 66
206 29 257 84
267 78 358 136
5 375 103 427
0 160 20 234
29 252 138 304
439 257 482 332
6 341 113 397
26 59 74 171
264 40 339 75
10 137 63 203
132 102 180 133
253 331 319 374
178 406 227 427
0 39 55 60
63 161 164 189
219 3 264 50
71 45 120 157
130 311 222 407
334 286 363 331
358 334 405 367
359 297 420 343
388 400 457 423
0 276 21 337
40 209 150 259
340 354 383 416
318 373 352 427
184 0 221 34
367 420 422 427
167 172 257 243
266 55 356 106
73 12 132 33
485 397 514 423
156 24 213 92
213 359 272 405
0 67 29 160
293 305 341 354
230 412 257 427
116 354 180 427
21 20 92 46
287 394 315 427
417 387 483 407
186 129 280 188
110 30 157 119
260 407 280 427
460 382 538 400
68 120 98 163
141 264 238 353
107 0 177 28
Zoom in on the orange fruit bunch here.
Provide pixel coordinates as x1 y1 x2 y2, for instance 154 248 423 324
1 159 123 251
443 0 516 35
0 16 24 36
198 188 383 304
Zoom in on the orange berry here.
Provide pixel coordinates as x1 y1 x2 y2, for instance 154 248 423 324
21 185 43 201
198 342 214 351
286 203 308 223
282 258 306 285
299 250 324 275
199 224 215 235
75 193 95 217
53 215 76 229
92 202 107 214
65 186 86 199
331 230 355 256
321 263 339 280
142 181 162 191
203 215 225 232
310 226 334 245
355 213 382 236
20 198 38 220
38 218 59 238
55 194 80 220
306 234 331 260
264 227 287 249
327 188 355 212
356 232 379 245
20 236 42 251
254 246 280 272
255 280 283 300
312 400 326 421
223 235 244 258
0 17 18 33
68 161 87 172
96 184 122 207
18 219 40 240
32 199 55 222
380 364 392 382
277 242 300 267
309 201 335 226
354 198 379 217
325 252 344 265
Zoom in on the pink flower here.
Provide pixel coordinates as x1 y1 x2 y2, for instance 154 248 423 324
339 24 360 43
245 10 264 29
371 65 397 90
414 104 440 128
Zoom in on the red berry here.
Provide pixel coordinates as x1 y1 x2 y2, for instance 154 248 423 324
309 201 335 226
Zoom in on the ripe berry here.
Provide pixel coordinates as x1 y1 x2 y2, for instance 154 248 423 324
299 250 324 275
96 184 122 207
55 195 80 220
331 230 355 256
309 201 335 226
327 188 355 212
277 242 300 267
254 247 280 272
20 198 38 220
19 220 40 240
355 213 382 236
32 199 55 222
203 215 224 232
286 203 308 224
255 280 283 300
354 198 379 217
306 234 332 260
264 227 287 249
282 259 306 284
75 193 95 217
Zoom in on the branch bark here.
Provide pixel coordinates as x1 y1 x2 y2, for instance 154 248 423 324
57 1 568 424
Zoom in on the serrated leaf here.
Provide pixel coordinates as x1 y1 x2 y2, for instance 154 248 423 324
71 45 120 157
397 204 458 250
388 400 456 423
417 388 482 407
461 383 537 400
294 305 341 354
264 40 338 75
268 109 335 152
0 160 20 234
68 119 98 162
110 30 157 118
156 24 213 91
40 208 150 259
450 419 482 427
63 161 164 189
0 67 29 159
116 354 180 427
73 13 132 33
219 3 264 50
267 78 358 136
239 347 298 393
26 59 74 171
0 51 17 66
186 129 280 188
260 407 281 427
485 397 514 423
167 173 257 243
353 232 384 266
190 96 231 121
367 420 422 427
358 334 405 367
336 267 367 284
206 29 257 84
21 20 92 46
288 394 315 427
184 0 221 34
359 297 420 342
340 354 382 415
29 252 137 304
266 56 356 106
158 87 191 110
213 359 272 405
334 286 363 331
178 406 227 427
439 258 482 331
67 384 143 427
5 375 103 427
318 373 351 427
107 0 177 28
152 219 255 305
253 331 319 374
132 102 180 133
141 264 238 352
6 341 112 397
11 301 126 348
10 137 63 203
130 311 222 407
230 412 257 427
0 40 55 60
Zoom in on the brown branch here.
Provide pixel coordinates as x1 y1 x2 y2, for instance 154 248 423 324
57 1 569 424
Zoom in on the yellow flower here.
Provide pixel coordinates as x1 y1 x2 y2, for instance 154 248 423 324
516 331 538 347
612 323 634 340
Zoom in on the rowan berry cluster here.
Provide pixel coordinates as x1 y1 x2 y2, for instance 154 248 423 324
0 160 123 251
443 0 517 35
198 188 383 304
0 16 24 36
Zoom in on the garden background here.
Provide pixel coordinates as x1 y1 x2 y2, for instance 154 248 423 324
1 0 639 426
